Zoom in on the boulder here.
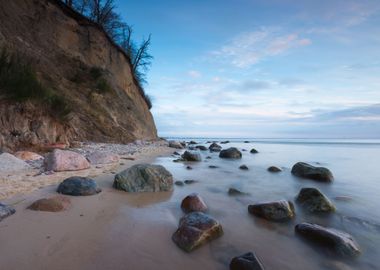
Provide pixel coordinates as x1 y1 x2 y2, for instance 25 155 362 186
295 223 360 257
219 147 242 159
175 181 184 186
296 187 335 213
0 153 31 173
189 141 198 145
291 162 333 182
195 145 208 151
169 141 184 149
86 151 119 165
228 188 248 196
28 196 71 212
239 165 249 170
113 164 173 192
250 148 259 154
173 151 181 156
14 151 43 161
248 200 295 222
268 166 282 173
181 193 208 213
209 143 222 152
172 212 223 252
184 179 198 185
45 149 90 172
230 252 264 270
181 151 202 162
57 177 101 196
0 203 16 221
221 140 230 144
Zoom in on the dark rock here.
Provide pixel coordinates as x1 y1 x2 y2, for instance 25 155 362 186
228 188 247 196
113 164 173 192
244 141 250 143
189 141 198 145
296 187 335 213
172 212 223 252
219 147 242 159
248 200 295 222
250 148 259 154
220 140 230 144
242 149 247 152
181 193 208 213
230 252 264 270
0 203 16 221
180 141 187 147
295 222 360 257
186 165 193 170
291 162 334 182
195 145 208 151
206 156 212 159
209 143 222 152
57 177 101 196
239 165 249 170
169 141 184 149
184 179 198 185
173 151 181 156
173 158 184 163
28 196 71 212
187 146 196 150
181 151 202 162
175 181 184 186
268 166 282 173
209 165 219 169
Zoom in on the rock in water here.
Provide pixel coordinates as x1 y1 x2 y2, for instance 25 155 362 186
291 162 334 182
45 149 90 172
219 147 242 159
268 166 282 173
239 164 249 170
228 188 247 196
28 196 71 212
181 193 208 213
57 177 101 196
295 223 360 257
184 180 198 185
195 145 207 151
0 153 31 173
175 181 184 186
181 151 202 161
209 143 222 152
169 141 184 149
230 252 265 270
0 203 16 221
113 164 173 192
248 200 295 222
296 187 335 213
172 212 223 252
14 151 43 161
86 151 119 165
250 148 259 154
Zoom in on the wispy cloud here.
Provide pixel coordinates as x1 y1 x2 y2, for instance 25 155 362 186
211 28 311 68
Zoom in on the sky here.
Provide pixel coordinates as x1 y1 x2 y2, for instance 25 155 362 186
116 0 380 138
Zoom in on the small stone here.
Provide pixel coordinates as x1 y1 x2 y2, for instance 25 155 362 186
0 203 16 222
28 196 71 212
209 165 219 169
228 188 247 196
230 252 264 270
186 166 193 170
184 180 198 185
175 181 185 186
268 166 282 173
181 193 208 213
250 148 259 154
239 165 249 170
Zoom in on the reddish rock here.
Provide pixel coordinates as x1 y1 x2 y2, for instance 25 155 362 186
44 149 90 172
28 196 71 212
86 151 119 165
181 193 208 213
14 151 43 161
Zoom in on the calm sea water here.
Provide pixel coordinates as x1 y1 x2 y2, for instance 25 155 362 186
153 138 380 270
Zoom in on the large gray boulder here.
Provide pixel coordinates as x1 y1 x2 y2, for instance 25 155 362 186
296 187 335 213
209 143 222 152
113 164 173 192
295 223 360 257
0 203 16 222
219 147 242 159
181 151 202 162
172 212 223 252
248 200 295 222
0 153 31 173
57 177 101 196
45 149 90 172
291 162 333 182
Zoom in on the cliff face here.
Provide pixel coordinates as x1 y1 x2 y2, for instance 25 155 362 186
0 0 157 151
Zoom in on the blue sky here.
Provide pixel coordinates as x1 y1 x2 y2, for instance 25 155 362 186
116 0 380 138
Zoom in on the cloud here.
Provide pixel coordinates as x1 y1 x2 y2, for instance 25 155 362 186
211 28 311 68
187 70 202 78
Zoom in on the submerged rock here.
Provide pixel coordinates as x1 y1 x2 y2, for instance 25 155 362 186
57 177 101 196
45 149 90 172
181 193 208 213
250 148 259 154
209 143 222 152
28 196 71 212
172 212 223 252
221 140 230 144
186 165 193 170
14 151 43 161
296 187 335 213
295 223 360 257
184 179 198 185
86 151 119 165
173 151 181 156
113 164 173 192
189 141 198 145
0 203 16 222
219 147 242 159
230 252 264 270
268 166 282 173
169 141 184 149
248 200 295 222
181 151 202 162
209 165 219 169
195 145 208 151
0 153 31 172
175 181 184 186
291 162 334 182
239 164 249 170
228 188 248 196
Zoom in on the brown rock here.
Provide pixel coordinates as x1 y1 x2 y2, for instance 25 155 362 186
181 193 208 213
44 149 90 172
28 196 71 212
86 151 119 165
14 151 43 161
248 200 295 222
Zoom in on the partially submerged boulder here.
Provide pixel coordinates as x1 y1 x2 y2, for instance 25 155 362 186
172 212 223 252
219 147 242 159
45 149 90 172
0 153 31 173
86 151 119 165
181 151 202 162
57 177 101 196
296 187 335 213
230 252 264 270
169 141 184 149
195 145 207 151
291 162 334 182
181 193 208 213
248 200 295 222
268 166 282 173
295 223 360 257
0 203 16 222
28 196 71 212
113 164 173 192
239 164 249 170
14 151 43 161
209 143 222 152
250 148 259 154
228 188 248 196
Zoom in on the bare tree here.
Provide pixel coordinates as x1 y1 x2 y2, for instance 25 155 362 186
132 35 153 73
